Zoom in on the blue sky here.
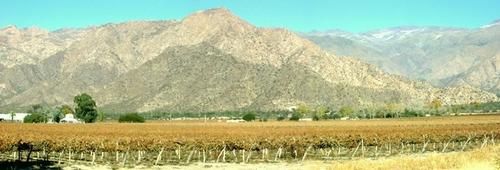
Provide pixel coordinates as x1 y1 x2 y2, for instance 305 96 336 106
1 0 499 32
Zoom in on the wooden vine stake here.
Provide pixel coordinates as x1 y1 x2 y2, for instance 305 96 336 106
481 136 489 149
351 142 362 158
421 140 429 153
461 136 472 151
92 149 97 164
361 139 365 157
302 145 312 162
121 148 129 167
245 151 252 163
441 141 450 152
58 151 63 165
274 147 282 161
186 149 195 164
242 150 245 163
155 147 164 166
203 149 206 163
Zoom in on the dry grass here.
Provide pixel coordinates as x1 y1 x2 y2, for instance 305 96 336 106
319 145 500 170
62 145 500 170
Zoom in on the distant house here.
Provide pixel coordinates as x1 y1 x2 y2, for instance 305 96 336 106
299 118 313 121
226 119 245 123
0 113 30 122
60 114 80 123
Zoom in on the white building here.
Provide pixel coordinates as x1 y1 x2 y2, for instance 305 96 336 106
60 114 80 123
0 113 30 122
299 118 313 121
226 119 245 123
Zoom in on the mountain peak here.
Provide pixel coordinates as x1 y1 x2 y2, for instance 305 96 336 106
195 7 232 15
1 25 19 31
182 8 250 27
0 25 22 35
178 8 255 38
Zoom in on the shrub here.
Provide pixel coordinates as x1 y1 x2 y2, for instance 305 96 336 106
330 113 341 119
321 113 330 120
312 114 320 121
276 116 285 121
242 113 256 122
118 113 145 123
24 113 47 123
402 108 420 117
289 112 301 121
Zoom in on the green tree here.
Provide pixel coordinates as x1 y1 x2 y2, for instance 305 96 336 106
428 99 443 114
449 105 461 115
60 105 74 115
97 110 106 122
9 111 15 121
242 113 256 122
470 101 481 111
296 104 310 117
26 104 52 121
339 106 354 118
314 106 328 121
24 113 47 123
52 110 64 123
385 103 401 118
74 93 98 123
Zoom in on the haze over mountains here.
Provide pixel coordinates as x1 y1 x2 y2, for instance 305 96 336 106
303 20 500 95
0 8 496 113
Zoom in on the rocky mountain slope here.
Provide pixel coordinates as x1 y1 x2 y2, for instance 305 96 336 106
0 26 87 68
0 8 496 112
303 20 500 94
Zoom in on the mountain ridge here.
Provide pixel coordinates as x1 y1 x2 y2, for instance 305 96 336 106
303 21 500 94
0 8 496 112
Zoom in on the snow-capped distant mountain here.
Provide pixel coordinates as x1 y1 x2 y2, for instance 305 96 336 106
481 20 500 29
302 20 500 95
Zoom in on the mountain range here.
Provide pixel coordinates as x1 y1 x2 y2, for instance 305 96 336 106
303 20 500 95
0 8 496 113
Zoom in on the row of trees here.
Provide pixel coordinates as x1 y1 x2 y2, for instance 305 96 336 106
23 93 102 123
23 93 147 123
20 96 500 123
141 99 498 122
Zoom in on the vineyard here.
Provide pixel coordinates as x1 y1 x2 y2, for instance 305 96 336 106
0 115 499 167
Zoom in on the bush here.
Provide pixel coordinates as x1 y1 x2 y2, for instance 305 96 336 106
24 113 47 123
402 109 420 117
329 113 342 119
276 116 285 121
242 113 256 122
118 113 145 123
289 112 301 121
312 114 320 121
321 113 330 120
